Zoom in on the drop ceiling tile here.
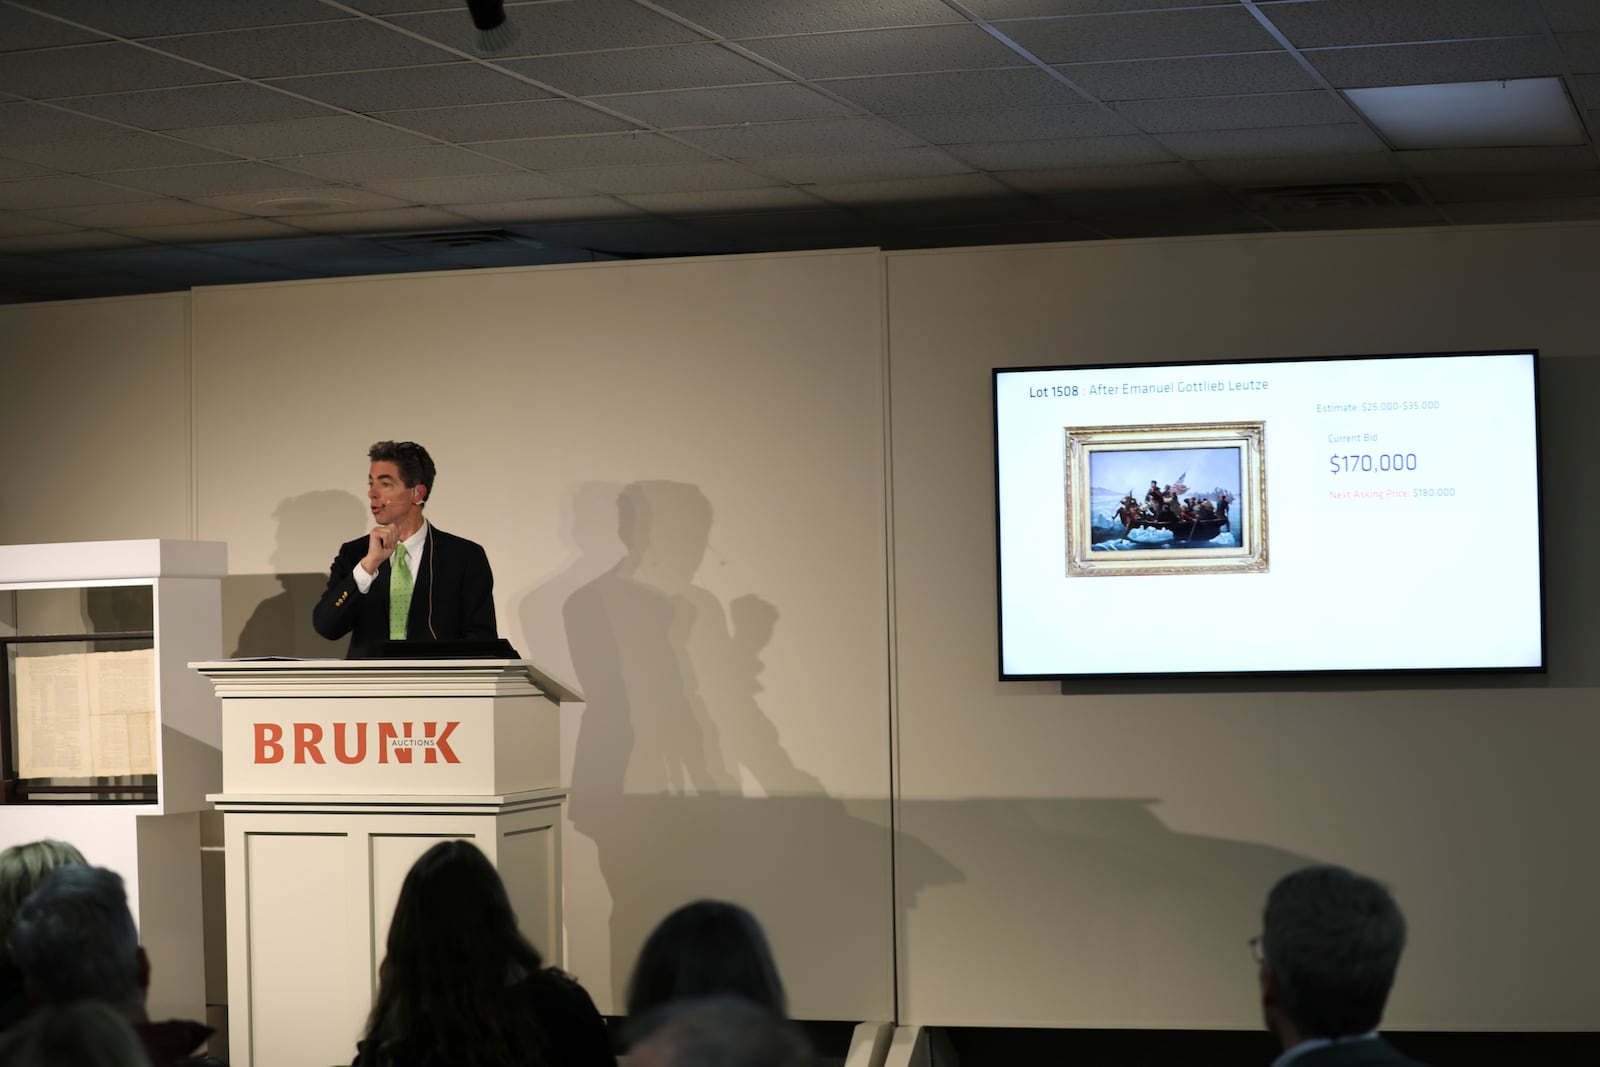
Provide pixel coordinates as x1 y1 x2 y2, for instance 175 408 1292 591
1255 0 1540 48
619 186 823 212
448 195 640 222
0 213 84 238
270 64 553 112
852 196 1049 227
194 187 413 214
0 7 105 51
1540 0 1600 33
822 69 1082 113
1003 8 1280 65
0 102 132 146
3 133 233 173
99 161 327 196
676 117 925 157
1063 52 1319 101
60 83 338 130
740 25 1029 79
375 100 635 141
154 21 456 79
687 208 868 240
995 161 1203 192
281 145 521 182
1306 38 1562 89
745 147 975 183
363 172 589 204
26 199 249 229
542 160 784 194
1559 32 1600 72
1577 75 1600 108
966 0 1221 14
193 235 413 268
1192 153 1400 185
592 83 854 126
806 173 1013 203
0 231 146 253
0 44 224 99
447 196 643 222
949 135 1173 170
1077 210 1273 238
1394 145 1600 175
888 104 1131 143
29 1 342 37
472 133 710 169
1114 90 1357 133
500 44 780 96
1156 123 1384 160
1252 204 1448 231
1444 196 1600 223
387 0 703 56
0 175 157 210
1419 170 1600 202
110 219 310 243
0 271 175 299
168 116 435 156
652 0 958 36
0 158 55 180
286 206 480 234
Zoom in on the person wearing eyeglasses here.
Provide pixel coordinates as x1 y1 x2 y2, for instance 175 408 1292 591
1251 865 1428 1067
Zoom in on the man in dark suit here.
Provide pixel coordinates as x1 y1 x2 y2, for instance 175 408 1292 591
1254 865 1428 1067
313 440 497 655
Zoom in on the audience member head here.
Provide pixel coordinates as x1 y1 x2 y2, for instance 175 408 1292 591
0 839 86 966
1257 864 1408 1046
9 865 145 1016
627 996 813 1067
626 900 786 1020
363 840 545 1067
0 1000 152 1067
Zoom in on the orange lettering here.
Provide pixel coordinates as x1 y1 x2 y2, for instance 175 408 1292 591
254 723 283 764
424 721 460 764
378 722 412 764
293 722 325 764
333 722 368 764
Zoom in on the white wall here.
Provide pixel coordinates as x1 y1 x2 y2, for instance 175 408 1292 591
184 250 894 1018
4 223 1598 1032
883 223 1600 1029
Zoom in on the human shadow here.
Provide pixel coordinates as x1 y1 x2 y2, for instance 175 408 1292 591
538 480 953 1014
226 490 364 658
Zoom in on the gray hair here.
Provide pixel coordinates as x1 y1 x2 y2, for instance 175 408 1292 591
0 839 86 966
9 866 143 1014
627 996 814 1067
1263 864 1407 1038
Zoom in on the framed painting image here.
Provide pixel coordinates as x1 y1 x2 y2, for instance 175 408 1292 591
1064 421 1267 577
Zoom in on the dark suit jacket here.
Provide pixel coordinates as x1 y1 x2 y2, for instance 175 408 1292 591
312 525 496 655
1290 1037 1429 1067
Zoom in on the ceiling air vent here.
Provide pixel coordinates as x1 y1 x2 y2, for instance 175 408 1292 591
370 229 545 254
1242 181 1424 213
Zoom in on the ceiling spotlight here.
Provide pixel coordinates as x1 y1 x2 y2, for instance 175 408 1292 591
465 0 519 57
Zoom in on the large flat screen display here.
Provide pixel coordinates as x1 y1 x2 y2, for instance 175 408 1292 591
994 350 1543 678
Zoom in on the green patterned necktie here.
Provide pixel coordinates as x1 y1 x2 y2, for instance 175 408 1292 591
389 541 413 640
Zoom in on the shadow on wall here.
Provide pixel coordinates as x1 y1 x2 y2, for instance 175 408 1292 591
1538 354 1599 688
225 490 366 658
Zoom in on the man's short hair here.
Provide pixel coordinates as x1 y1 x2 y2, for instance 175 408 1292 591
626 996 813 1067
0 839 86 966
368 441 436 500
9 866 143 1014
1263 864 1407 1038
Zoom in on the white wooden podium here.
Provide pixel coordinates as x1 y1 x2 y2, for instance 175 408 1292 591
197 658 575 1067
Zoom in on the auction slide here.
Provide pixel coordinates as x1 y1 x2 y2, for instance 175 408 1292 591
994 352 1542 677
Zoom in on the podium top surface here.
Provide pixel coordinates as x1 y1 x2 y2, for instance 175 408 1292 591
0 539 228 583
190 658 583 704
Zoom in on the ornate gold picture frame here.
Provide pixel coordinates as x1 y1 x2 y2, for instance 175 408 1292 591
1064 422 1267 577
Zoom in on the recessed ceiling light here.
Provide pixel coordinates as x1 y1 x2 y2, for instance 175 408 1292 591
1346 77 1585 150
253 196 355 215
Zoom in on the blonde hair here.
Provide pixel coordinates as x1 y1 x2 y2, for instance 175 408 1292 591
0 840 87 963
